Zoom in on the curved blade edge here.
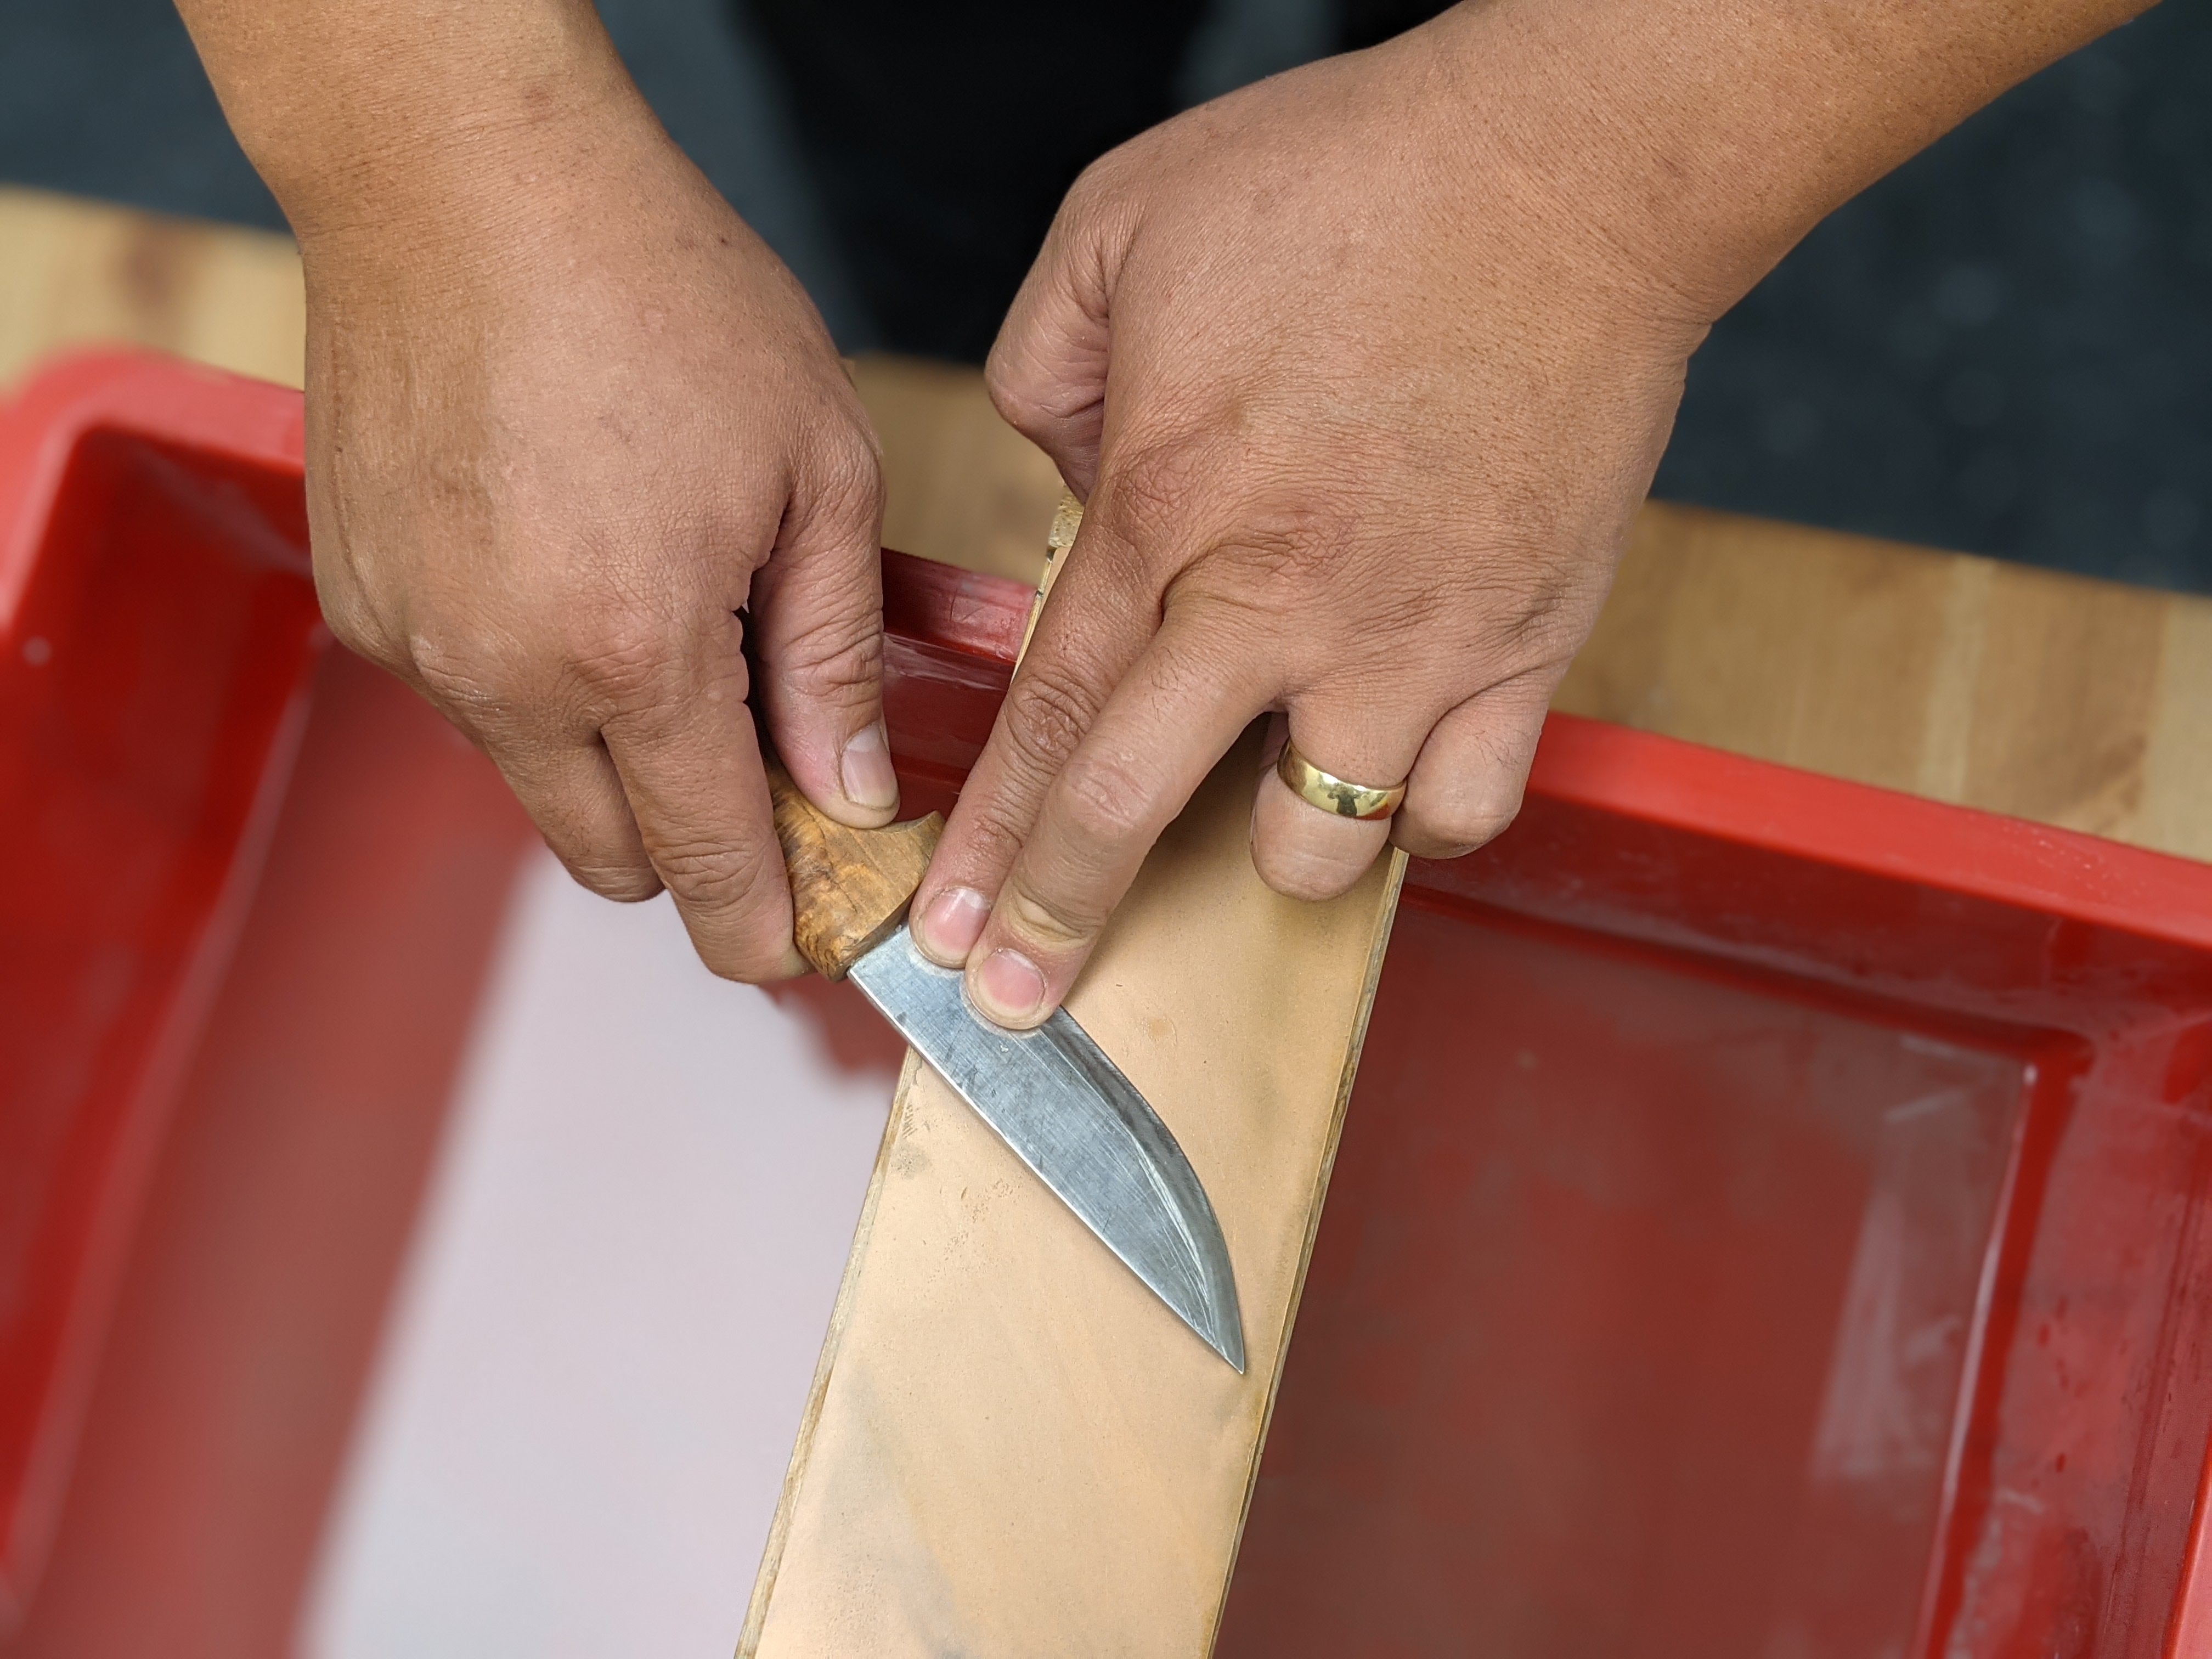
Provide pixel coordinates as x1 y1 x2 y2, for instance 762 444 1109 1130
849 927 1245 1371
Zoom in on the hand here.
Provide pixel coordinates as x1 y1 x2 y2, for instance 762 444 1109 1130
910 0 2138 1029
176 0 2130 1002
907 10 1717 1027
297 96 891 981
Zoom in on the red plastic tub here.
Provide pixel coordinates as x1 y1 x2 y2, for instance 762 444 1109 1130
1224 727 2212 1659
0 354 532 1654
5 352 2211 1656
868 510 2212 1657
0 356 323 1617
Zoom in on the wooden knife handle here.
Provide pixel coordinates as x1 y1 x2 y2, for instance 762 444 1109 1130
766 758 944 981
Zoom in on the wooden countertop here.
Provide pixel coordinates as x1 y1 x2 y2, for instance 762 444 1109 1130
7 183 2202 864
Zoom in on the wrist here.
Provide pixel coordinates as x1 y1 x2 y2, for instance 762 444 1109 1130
1404 1 1849 328
200 3 659 279
1413 0 2145 327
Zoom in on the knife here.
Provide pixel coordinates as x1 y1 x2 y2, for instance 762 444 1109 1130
765 759 1245 1372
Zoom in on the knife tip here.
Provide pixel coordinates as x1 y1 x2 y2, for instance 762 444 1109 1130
1206 1322 1247 1375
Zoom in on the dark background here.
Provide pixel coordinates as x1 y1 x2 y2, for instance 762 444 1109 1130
2 0 2204 592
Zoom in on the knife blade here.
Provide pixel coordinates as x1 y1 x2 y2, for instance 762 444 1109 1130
848 926 1244 1370
765 760 1244 1370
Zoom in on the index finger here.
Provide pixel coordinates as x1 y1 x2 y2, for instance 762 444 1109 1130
959 612 1268 1028
908 513 1159 970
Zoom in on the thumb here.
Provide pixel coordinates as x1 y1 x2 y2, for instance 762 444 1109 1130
985 181 1126 498
749 437 897 829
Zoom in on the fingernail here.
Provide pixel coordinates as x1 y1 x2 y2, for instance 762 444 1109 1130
970 947 1047 1026
839 723 898 811
915 886 989 964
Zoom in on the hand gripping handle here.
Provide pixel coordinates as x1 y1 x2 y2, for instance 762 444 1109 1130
765 758 944 980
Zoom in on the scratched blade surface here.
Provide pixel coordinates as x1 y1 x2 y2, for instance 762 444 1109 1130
848 925 1245 1371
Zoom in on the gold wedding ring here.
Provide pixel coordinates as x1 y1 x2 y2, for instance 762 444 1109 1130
1276 741 1408 821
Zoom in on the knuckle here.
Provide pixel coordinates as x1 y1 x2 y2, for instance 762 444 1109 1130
1062 153 1118 216
1001 661 1105 777
652 831 784 921
1485 571 1578 659
809 428 886 525
984 351 1050 435
1446 799 1523 847
986 381 1070 453
561 853 664 904
1253 833 1378 904
700 942 793 985
983 320 1102 448
1047 152 1129 246
999 873 1105 952
1223 500 1359 587
945 804 1029 889
1056 755 1152 849
312 581 397 668
1437 549 1592 665
407 635 506 723
1355 572 1455 639
1407 781 1526 857
558 612 689 712
1167 495 1365 622
773 602 884 705
1091 432 1220 551
1065 137 1157 225
1406 810 1519 859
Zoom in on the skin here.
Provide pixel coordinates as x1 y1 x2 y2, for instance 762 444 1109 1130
177 0 889 981
177 0 2148 1022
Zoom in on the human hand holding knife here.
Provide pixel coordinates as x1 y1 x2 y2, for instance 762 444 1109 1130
764 754 1245 1370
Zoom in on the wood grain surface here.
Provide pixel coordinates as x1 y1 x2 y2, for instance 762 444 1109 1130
741 729 1407 1658
3 180 2203 854
766 761 943 980
1557 503 2212 860
0 187 303 390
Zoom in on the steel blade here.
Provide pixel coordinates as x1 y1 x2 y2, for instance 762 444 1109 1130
848 926 1244 1371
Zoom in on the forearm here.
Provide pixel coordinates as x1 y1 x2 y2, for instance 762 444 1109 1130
172 0 654 254
1420 0 2153 320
